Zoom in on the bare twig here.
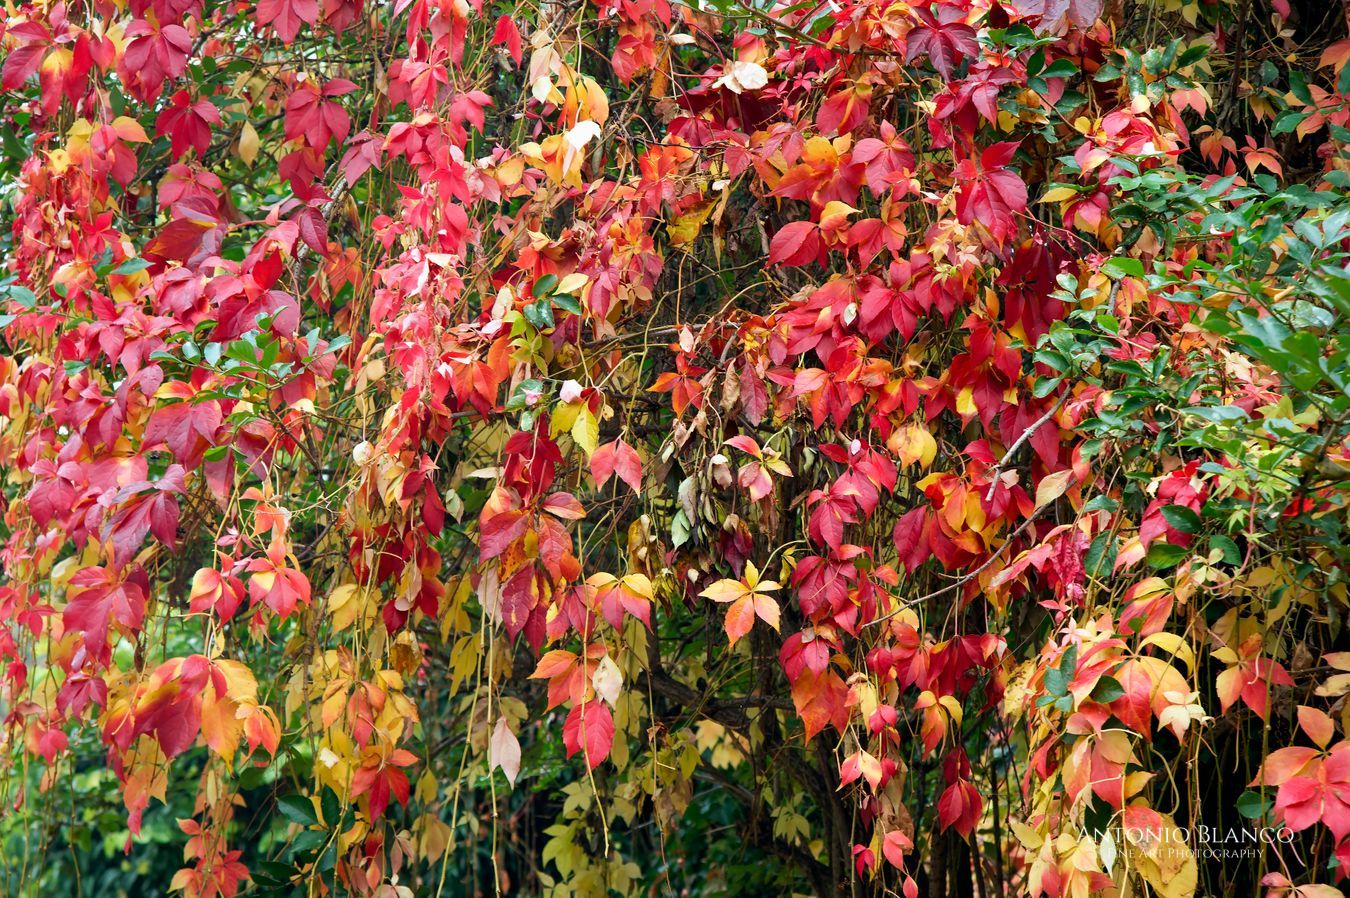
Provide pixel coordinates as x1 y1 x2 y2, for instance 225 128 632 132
983 394 1069 503
865 501 1053 629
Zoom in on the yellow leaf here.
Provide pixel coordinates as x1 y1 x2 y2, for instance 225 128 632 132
556 272 589 294
238 121 260 166
818 200 859 229
753 594 780 631
620 573 653 598
1039 186 1078 203
888 422 937 468
122 737 169 821
1009 818 1045 850
1139 632 1196 673
111 116 149 143
550 402 581 438
212 659 258 701
1127 810 1197 898
571 407 599 457
200 690 244 764
1002 660 1036 718
1034 469 1074 509
418 813 452 861
700 578 747 603
955 386 977 418
566 73 609 125
668 200 715 247
328 583 375 631
938 695 964 726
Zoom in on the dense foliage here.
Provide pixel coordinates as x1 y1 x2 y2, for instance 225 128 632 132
2 0 1349 895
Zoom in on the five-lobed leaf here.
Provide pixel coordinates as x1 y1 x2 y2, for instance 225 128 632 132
700 562 782 647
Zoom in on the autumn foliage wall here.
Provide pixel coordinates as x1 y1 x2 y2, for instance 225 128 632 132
2 0 1350 895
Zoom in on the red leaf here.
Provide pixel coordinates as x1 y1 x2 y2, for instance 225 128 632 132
105 466 187 565
500 566 537 639
480 507 528 559
530 649 587 709
590 439 643 492
490 16 523 66
1256 747 1320 786
245 548 312 619
351 751 415 820
339 132 383 183
937 778 982 836
146 395 222 466
119 22 191 102
543 492 587 520
790 666 850 740
817 83 872 136
255 0 320 43
1011 0 1104 32
285 82 351 151
905 6 979 80
563 701 614 769
63 567 147 661
155 90 221 159
144 198 225 263
449 91 494 134
808 480 866 548
1 41 46 90
882 830 913 869
892 507 933 573
769 221 823 267
780 630 833 681
296 207 328 254
954 142 1027 243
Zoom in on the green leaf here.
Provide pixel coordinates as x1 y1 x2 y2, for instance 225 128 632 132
1209 534 1241 566
1044 644 1077 698
3 285 37 309
1084 532 1116 579
251 861 299 886
321 788 341 827
1287 70 1312 105
1090 676 1125 703
325 334 352 355
1101 257 1144 279
1081 495 1119 514
1034 376 1063 398
524 299 555 330
1040 58 1079 79
1271 110 1308 136
1182 405 1249 423
277 794 318 827
292 829 329 852
532 273 559 298
1043 665 1068 698
1146 542 1188 569
1160 505 1202 534
1237 790 1269 819
1176 44 1208 66
112 257 152 275
671 509 691 548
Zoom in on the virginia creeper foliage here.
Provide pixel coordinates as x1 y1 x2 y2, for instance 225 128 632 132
2 0 1350 895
